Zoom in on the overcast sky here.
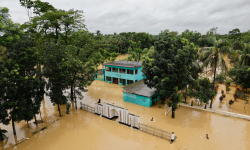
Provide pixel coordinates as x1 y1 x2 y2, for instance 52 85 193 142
1 0 250 35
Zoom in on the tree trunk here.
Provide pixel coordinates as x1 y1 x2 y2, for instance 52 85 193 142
71 85 74 101
33 114 37 125
27 121 29 128
58 104 61 117
244 88 245 100
213 60 217 86
74 86 77 109
211 60 217 109
171 109 175 118
185 85 187 102
205 103 207 109
12 119 16 135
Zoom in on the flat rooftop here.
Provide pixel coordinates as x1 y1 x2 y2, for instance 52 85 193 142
123 80 157 98
104 61 142 68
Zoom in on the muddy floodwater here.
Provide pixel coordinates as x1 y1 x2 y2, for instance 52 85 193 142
1 54 250 150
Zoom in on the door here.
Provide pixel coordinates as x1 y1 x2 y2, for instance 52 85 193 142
113 78 118 84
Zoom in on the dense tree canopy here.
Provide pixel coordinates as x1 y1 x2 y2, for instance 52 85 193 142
142 30 197 118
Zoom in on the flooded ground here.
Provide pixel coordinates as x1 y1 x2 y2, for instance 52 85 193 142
1 54 250 150
1 80 250 150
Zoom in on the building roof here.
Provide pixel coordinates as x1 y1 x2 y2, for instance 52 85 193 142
123 80 157 98
104 61 142 68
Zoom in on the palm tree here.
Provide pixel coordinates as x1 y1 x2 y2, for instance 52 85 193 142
233 43 250 66
199 39 232 108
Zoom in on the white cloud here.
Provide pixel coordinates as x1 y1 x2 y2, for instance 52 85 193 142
2 0 250 35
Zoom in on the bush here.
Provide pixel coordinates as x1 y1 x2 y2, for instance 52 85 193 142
226 79 231 86
0 129 7 141
215 73 225 83
66 102 71 114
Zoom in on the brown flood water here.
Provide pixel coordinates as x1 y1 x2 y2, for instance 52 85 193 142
1 54 250 150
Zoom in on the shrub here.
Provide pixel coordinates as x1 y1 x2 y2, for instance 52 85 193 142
66 102 71 114
215 73 225 83
226 79 231 86
0 129 7 141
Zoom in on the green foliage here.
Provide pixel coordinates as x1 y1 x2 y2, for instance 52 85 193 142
199 38 232 86
233 43 250 66
66 102 71 114
229 28 241 40
227 67 238 84
0 129 7 141
225 79 231 85
215 73 225 83
180 29 201 45
124 40 143 61
0 34 43 135
142 30 197 118
0 7 24 47
234 66 250 90
188 77 217 106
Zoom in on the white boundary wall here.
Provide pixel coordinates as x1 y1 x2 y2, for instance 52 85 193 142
95 103 140 128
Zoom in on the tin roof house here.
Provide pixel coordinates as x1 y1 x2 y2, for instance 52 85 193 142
123 80 159 107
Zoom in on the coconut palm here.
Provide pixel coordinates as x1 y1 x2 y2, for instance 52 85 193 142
233 43 250 66
199 39 232 108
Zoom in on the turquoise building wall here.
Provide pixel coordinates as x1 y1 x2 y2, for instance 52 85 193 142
94 73 105 81
123 92 159 107
104 65 144 85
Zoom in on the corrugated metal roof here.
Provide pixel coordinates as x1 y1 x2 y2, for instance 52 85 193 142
104 61 142 68
123 80 157 98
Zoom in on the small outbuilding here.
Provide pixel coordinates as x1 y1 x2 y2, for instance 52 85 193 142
123 80 159 107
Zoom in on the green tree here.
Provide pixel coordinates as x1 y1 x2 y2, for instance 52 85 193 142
188 77 217 109
234 66 250 99
43 42 69 117
125 40 142 61
233 43 250 66
199 39 232 108
229 28 241 40
142 30 197 118
0 7 24 48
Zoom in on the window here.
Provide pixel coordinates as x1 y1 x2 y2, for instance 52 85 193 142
106 76 111 81
135 69 138 74
106 67 111 71
127 80 134 84
119 68 126 74
112 68 118 73
127 69 134 75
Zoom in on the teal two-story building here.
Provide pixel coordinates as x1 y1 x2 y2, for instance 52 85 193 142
103 61 144 85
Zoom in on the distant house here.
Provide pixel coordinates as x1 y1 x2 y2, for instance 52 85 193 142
123 80 159 107
103 61 145 85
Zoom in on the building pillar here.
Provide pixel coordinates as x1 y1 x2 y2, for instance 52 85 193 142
133 69 135 75
126 79 127 86
111 77 113 84
111 67 112 72
118 68 120 73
